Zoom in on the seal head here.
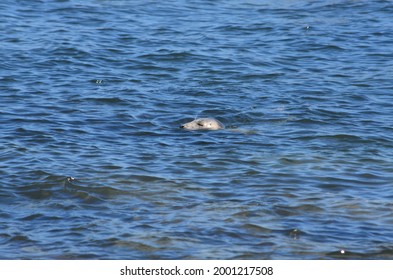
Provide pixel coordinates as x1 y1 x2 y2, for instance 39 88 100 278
181 118 225 131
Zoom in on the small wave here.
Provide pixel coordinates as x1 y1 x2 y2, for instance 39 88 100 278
137 51 197 62
64 177 129 200
292 133 365 143
84 97 130 105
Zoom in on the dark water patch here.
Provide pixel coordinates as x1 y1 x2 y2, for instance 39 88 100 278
84 97 131 106
243 224 273 235
20 213 62 222
53 253 102 260
291 133 368 145
15 174 65 200
9 235 35 243
65 178 130 200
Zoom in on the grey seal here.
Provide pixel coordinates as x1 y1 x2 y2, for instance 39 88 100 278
180 118 225 131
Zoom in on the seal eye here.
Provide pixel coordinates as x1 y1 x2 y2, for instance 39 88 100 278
197 122 204 127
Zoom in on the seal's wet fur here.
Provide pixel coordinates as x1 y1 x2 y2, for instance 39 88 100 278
181 118 225 131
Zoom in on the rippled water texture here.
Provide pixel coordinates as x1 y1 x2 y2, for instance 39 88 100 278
1 0 393 259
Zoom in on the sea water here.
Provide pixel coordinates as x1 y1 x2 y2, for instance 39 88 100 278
1 0 393 259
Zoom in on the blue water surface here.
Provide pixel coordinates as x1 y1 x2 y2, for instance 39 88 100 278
1 0 393 259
